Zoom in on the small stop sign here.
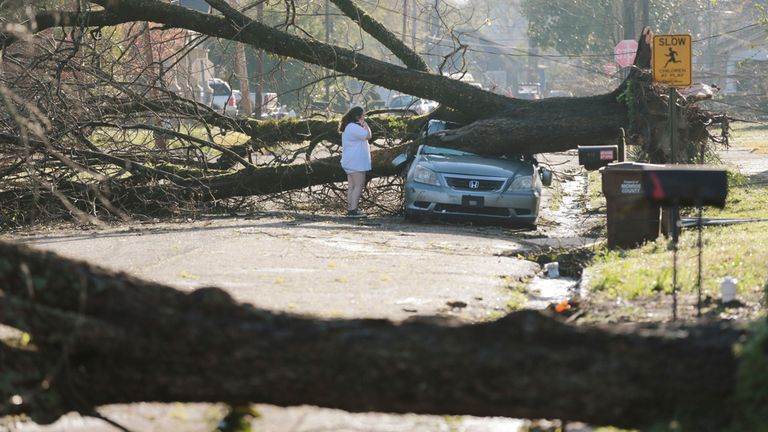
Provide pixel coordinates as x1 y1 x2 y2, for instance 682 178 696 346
614 39 638 68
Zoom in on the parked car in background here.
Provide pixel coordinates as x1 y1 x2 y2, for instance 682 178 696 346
517 82 542 100
387 94 437 115
242 92 280 117
207 78 239 116
392 120 552 228
547 90 574 98
444 71 484 90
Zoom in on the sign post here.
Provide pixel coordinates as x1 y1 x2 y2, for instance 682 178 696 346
651 34 693 320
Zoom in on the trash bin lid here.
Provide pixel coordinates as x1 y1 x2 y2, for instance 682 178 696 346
599 162 664 172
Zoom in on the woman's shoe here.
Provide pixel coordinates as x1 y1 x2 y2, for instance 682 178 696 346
346 209 368 218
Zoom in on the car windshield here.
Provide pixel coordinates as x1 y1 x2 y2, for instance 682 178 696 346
421 146 477 157
390 96 418 108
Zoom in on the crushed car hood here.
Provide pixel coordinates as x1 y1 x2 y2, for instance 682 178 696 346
419 154 534 177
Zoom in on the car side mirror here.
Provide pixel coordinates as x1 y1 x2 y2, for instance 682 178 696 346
391 152 409 171
540 167 553 187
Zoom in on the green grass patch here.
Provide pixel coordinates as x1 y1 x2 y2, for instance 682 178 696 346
586 170 605 211
90 126 250 153
731 122 768 153
585 174 768 302
587 221 768 301
733 319 768 431
547 177 564 212
700 171 768 219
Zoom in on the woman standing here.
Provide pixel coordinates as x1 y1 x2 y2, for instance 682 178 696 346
339 106 372 218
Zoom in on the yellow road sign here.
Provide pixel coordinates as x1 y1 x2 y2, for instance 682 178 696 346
652 34 692 87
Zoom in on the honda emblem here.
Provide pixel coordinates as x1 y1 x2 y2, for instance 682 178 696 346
468 180 480 189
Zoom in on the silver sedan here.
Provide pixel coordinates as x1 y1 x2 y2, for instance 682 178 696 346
397 144 552 228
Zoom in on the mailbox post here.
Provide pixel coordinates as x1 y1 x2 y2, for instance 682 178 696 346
642 166 728 319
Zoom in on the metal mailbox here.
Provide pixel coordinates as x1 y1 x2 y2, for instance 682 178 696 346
579 145 618 171
642 166 728 208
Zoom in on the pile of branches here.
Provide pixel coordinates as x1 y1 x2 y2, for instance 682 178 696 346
0 25 419 229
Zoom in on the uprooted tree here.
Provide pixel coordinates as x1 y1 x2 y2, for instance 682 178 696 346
0 0 724 226
1 1 757 430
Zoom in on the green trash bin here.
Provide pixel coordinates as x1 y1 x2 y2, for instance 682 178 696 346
600 162 662 249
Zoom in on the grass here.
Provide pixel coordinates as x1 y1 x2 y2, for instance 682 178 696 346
700 171 768 219
547 177 564 212
731 123 768 154
587 214 768 302
586 170 605 211
483 276 531 320
90 125 250 156
585 167 768 304
583 121 768 307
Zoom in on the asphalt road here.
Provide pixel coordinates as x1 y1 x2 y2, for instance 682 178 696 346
5 154 590 432
14 215 543 321
5 215 557 432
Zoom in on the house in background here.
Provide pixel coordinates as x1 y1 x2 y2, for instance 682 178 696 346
710 25 768 96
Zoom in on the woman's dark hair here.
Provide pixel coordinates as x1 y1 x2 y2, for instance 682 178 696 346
339 106 365 133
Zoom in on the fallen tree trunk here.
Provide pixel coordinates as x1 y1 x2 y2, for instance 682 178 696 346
0 241 750 430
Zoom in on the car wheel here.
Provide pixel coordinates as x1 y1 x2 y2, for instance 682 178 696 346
404 209 423 222
505 220 537 231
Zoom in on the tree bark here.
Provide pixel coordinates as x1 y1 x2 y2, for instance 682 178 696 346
0 241 745 430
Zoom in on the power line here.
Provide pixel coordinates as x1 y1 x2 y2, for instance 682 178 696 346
394 32 614 77
271 0 766 60
693 22 762 42
262 2 766 78
706 99 768 116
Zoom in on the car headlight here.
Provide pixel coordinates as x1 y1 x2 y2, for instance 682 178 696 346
510 175 534 191
412 165 441 186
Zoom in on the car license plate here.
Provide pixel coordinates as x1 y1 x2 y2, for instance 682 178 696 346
462 195 484 208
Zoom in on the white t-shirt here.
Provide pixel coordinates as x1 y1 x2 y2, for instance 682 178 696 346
341 122 371 172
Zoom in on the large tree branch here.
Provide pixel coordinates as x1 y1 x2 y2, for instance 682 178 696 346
0 241 747 429
22 0 511 118
328 0 430 71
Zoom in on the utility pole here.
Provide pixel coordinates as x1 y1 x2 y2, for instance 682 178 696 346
707 2 714 80
411 0 418 50
325 0 331 102
621 0 636 80
642 0 650 28
402 0 408 42
528 43 538 82
231 0 252 116
254 1 264 116
425 0 441 66
140 21 167 150
622 0 636 41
